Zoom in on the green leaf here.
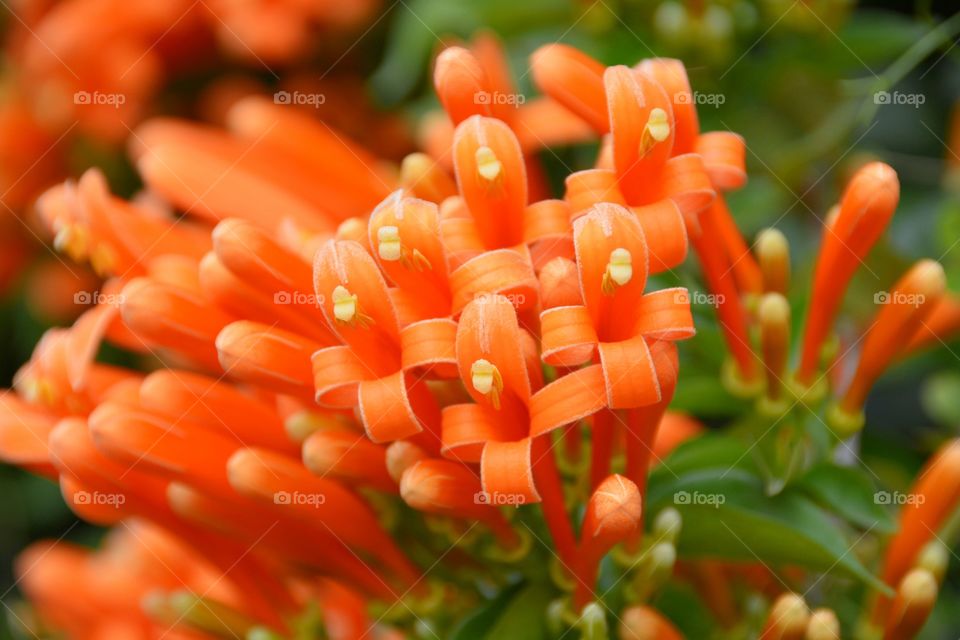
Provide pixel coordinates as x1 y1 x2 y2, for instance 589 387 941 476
837 11 927 67
650 434 757 480
922 371 960 427
483 583 553 640
795 463 896 534
646 468 891 594
448 580 525 640
671 375 748 417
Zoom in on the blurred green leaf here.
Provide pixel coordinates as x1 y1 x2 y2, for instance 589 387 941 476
448 580 525 640
650 434 757 478
921 371 960 427
795 463 896 534
837 11 927 68
647 466 889 593
481 582 552 640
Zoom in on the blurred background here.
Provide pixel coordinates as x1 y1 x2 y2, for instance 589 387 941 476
1 0 959 637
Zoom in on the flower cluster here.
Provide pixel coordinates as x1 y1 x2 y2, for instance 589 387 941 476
0 32 958 640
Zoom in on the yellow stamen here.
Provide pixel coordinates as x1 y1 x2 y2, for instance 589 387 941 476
407 248 432 272
640 108 670 155
470 359 503 409
332 285 358 324
90 243 117 276
601 247 633 295
475 146 502 182
20 377 56 406
377 225 402 262
53 224 89 262
376 224 432 271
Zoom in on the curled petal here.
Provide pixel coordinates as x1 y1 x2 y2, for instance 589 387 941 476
632 200 688 273
573 203 649 341
452 116 527 249
636 58 699 154
216 321 321 398
313 240 401 371
449 248 538 315
540 305 598 367
400 318 459 378
481 438 541 504
605 66 674 204
530 365 608 437
531 44 608 133
565 169 627 218
696 132 747 191
598 335 661 409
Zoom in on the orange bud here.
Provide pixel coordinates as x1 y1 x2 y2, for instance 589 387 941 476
838 260 945 416
884 569 937 640
530 44 608 133
760 593 809 640
573 474 642 608
797 162 899 385
434 46 493 125
620 605 683 640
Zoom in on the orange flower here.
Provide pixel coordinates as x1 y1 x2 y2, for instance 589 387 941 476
828 260 945 434
0 37 823 639
620 605 684 640
796 162 899 387
877 439 960 606
573 474 642 608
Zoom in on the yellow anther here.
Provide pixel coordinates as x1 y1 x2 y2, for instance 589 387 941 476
645 108 670 142
470 359 503 409
90 243 117 276
640 107 670 156
602 247 633 295
375 225 432 271
331 285 373 328
20 377 56 406
475 146 502 182
377 225 402 262
53 224 89 262
332 285 359 323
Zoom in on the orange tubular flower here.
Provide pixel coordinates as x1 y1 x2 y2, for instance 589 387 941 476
876 439 960 610
883 569 938 640
429 35 593 164
620 605 684 640
830 260 946 433
0 37 769 638
902 293 960 355
573 474 642 609
399 457 520 549
796 162 900 388
535 50 761 388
